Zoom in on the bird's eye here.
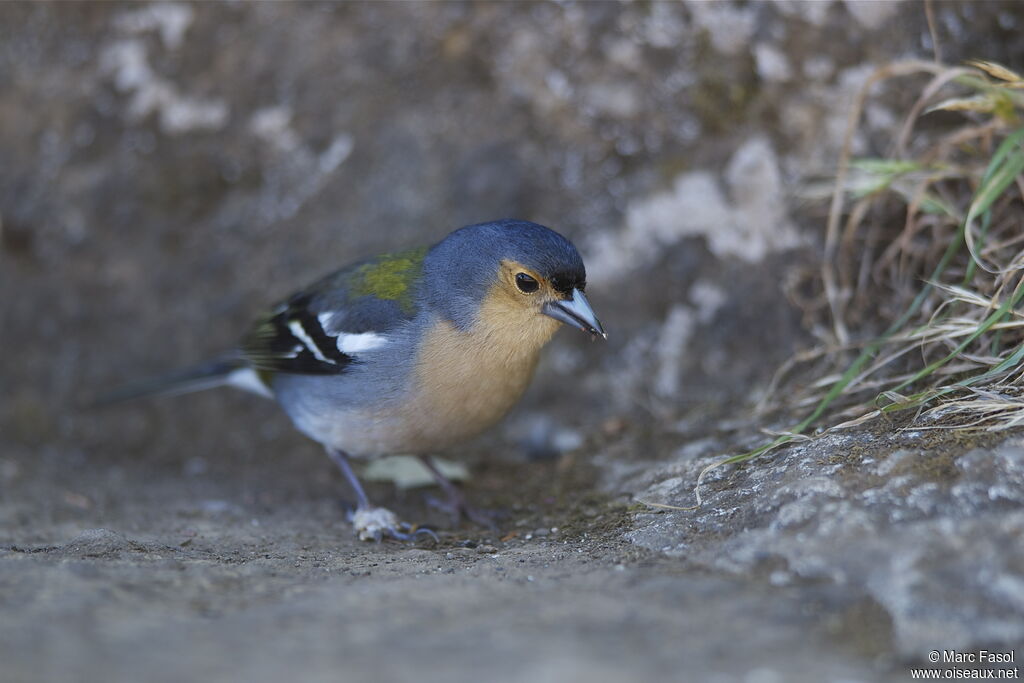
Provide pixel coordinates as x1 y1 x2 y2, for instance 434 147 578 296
515 272 539 293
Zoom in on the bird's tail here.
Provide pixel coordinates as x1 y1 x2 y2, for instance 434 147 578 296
93 356 266 406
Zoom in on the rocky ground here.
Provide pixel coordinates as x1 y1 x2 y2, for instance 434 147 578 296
4 2 1024 681
2 416 1021 682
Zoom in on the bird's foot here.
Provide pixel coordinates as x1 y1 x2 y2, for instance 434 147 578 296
348 506 438 543
417 454 501 530
425 493 501 531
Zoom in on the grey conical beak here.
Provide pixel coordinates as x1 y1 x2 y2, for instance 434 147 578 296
542 289 606 339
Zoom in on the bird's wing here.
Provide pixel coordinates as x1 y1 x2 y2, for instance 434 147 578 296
240 246 428 375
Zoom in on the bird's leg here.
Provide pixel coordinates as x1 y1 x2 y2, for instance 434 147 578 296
418 455 499 530
325 448 436 542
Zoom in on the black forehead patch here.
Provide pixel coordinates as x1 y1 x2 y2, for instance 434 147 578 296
548 271 585 295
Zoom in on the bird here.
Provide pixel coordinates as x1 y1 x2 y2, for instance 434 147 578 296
106 219 606 541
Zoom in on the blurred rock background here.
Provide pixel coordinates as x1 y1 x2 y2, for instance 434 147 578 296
6 1 1021 476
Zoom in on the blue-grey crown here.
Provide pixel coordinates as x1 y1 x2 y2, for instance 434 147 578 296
421 219 586 329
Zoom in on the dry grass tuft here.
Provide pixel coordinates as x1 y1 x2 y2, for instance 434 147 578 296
644 54 1024 511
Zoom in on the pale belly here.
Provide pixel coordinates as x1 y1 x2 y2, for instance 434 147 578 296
291 356 538 458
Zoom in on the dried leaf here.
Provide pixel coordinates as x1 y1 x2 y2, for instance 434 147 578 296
926 94 996 114
879 390 912 407
968 59 1023 83
362 455 469 489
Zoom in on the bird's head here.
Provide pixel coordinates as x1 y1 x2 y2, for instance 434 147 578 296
422 220 605 345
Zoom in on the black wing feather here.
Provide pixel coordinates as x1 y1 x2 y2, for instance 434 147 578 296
241 293 353 375
239 247 427 376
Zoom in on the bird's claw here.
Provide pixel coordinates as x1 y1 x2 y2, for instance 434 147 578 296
379 524 439 543
348 506 438 543
424 494 501 531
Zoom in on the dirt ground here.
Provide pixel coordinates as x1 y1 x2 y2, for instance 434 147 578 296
2 428 913 683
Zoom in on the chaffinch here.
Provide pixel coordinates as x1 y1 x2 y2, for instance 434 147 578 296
112 220 605 541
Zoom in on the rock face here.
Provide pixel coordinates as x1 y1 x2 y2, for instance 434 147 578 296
626 430 1024 658
3 2 1024 682
5 1 1021 461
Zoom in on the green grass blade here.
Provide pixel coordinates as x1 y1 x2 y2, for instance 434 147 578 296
967 149 1024 227
879 341 1024 414
884 275 1024 397
699 125 1024 481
